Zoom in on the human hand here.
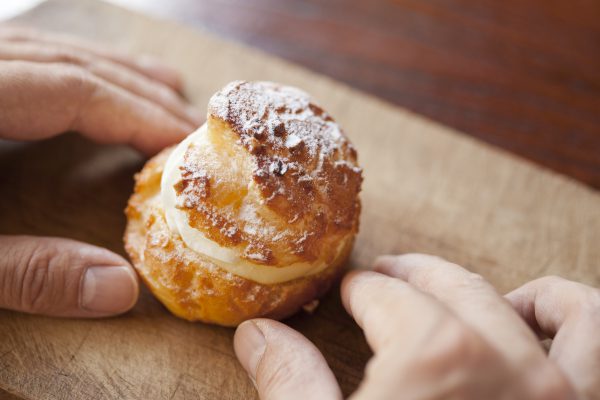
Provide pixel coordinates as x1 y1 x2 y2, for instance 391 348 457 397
0 26 202 318
234 254 600 399
0 25 202 154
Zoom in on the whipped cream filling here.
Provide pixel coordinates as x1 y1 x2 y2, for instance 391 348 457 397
161 123 344 285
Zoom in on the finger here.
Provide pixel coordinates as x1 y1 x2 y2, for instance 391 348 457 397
342 271 576 400
341 270 452 351
506 276 600 336
234 319 342 400
0 235 139 317
341 270 484 398
373 254 545 365
507 276 600 398
0 41 202 126
0 25 183 92
0 61 193 154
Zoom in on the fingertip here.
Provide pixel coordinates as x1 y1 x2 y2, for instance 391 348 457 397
235 319 342 400
73 243 140 316
185 106 204 127
341 268 364 284
61 241 140 316
340 270 364 303
340 270 381 316
372 254 399 274
503 277 563 315
80 264 139 316
134 120 193 156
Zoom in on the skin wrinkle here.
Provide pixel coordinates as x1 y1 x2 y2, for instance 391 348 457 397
0 238 20 309
11 239 58 314
66 64 97 135
15 239 43 312
24 248 49 313
76 72 114 135
0 237 36 311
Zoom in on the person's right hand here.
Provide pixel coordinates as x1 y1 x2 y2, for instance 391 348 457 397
234 254 600 399
0 26 202 318
0 25 202 154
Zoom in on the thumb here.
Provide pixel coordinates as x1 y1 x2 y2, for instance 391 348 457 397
0 235 138 317
234 319 342 400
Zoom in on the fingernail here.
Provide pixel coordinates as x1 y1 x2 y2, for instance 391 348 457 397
235 321 267 382
80 266 138 314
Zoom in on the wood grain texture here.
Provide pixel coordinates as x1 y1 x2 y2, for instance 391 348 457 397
0 0 599 399
105 0 600 188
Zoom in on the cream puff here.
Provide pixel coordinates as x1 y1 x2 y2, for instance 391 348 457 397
124 81 362 326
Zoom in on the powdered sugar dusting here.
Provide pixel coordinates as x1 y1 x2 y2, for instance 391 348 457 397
207 81 362 227
208 80 351 168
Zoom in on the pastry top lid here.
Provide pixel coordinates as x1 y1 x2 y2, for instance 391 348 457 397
176 81 362 266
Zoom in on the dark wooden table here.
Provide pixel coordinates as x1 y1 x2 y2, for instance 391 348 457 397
106 0 600 189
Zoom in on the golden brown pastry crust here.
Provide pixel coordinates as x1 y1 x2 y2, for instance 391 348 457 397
124 81 361 327
125 148 354 326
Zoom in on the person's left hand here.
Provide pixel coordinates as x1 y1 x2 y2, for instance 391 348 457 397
0 26 202 318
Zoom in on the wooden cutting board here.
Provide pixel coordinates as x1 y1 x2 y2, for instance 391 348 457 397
1 0 599 399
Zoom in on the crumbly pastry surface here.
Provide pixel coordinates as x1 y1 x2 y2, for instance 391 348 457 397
125 81 362 326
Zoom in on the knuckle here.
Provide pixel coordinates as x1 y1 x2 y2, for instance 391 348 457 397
587 288 600 308
437 320 478 358
535 275 566 288
419 319 484 368
60 63 95 88
52 46 91 68
156 85 179 105
257 360 294 397
51 62 97 98
15 241 57 313
55 64 101 128
466 272 486 285
0 238 88 316
409 267 438 291
511 275 567 301
447 270 490 293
